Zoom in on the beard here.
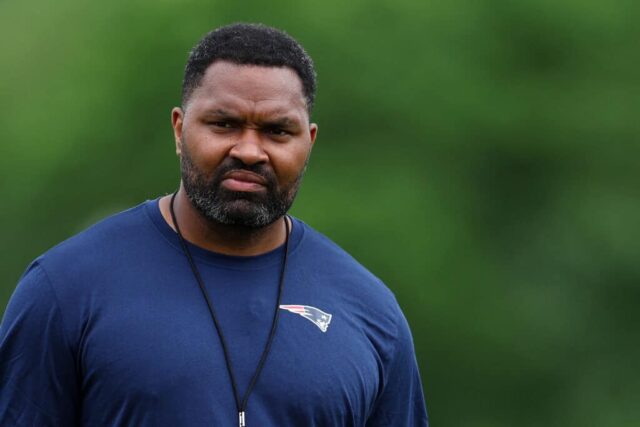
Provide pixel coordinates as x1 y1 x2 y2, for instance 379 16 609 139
180 144 306 228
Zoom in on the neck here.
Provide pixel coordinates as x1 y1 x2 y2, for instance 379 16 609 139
159 189 288 256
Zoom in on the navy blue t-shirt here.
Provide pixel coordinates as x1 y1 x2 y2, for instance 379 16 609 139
0 199 428 426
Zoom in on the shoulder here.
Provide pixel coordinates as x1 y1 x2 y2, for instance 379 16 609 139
291 218 403 317
39 201 151 261
32 200 157 291
293 219 387 282
13 200 159 332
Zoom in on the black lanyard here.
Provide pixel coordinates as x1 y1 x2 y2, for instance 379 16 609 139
169 192 290 427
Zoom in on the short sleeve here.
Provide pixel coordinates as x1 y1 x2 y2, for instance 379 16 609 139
0 262 80 426
366 308 429 427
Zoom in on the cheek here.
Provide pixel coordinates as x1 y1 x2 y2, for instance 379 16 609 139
184 131 230 167
269 145 311 184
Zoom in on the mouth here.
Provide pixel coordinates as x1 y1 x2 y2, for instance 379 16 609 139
220 170 268 192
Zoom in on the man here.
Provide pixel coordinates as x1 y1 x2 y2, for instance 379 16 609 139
0 23 428 426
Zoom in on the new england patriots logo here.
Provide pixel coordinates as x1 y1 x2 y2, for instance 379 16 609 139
279 305 332 332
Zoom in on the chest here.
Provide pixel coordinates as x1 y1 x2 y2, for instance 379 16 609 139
77 270 382 425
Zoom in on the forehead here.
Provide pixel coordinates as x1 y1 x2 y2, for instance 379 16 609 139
187 61 308 119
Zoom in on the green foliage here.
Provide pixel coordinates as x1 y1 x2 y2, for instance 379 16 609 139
1 0 638 425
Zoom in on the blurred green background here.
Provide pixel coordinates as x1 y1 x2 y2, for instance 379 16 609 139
1 0 639 425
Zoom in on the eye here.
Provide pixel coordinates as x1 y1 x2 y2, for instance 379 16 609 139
208 121 234 129
266 127 290 137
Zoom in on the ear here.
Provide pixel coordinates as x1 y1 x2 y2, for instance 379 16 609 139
171 107 184 156
309 123 318 147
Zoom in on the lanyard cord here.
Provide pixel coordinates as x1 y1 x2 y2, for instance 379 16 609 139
169 192 290 426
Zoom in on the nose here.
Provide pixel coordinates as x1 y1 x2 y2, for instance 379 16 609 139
228 128 269 165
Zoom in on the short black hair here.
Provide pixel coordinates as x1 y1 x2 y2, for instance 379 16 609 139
182 23 317 113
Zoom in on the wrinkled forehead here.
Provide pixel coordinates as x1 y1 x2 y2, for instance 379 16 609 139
187 61 308 119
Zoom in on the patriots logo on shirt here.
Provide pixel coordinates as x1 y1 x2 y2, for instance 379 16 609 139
279 305 332 332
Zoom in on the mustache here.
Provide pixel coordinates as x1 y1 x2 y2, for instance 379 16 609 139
211 158 277 188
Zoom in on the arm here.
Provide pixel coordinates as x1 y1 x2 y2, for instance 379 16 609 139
0 262 80 426
366 308 429 427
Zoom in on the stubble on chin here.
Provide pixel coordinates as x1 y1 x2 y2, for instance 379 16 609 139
179 149 302 228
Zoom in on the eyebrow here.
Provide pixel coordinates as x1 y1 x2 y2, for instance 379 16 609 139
263 117 297 128
205 109 240 120
205 109 300 128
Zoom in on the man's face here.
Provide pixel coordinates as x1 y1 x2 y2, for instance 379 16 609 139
171 61 318 228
